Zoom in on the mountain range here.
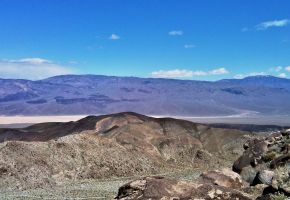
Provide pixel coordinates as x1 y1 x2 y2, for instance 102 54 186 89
0 75 290 116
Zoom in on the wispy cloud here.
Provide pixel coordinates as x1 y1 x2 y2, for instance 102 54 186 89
272 66 283 72
168 30 183 36
256 19 290 30
109 33 120 40
269 65 290 77
184 44 195 49
151 67 229 78
234 72 266 79
151 69 194 78
0 58 75 80
233 74 244 79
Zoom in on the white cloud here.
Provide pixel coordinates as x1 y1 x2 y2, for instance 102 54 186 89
233 74 244 79
151 67 229 78
285 66 290 72
109 33 120 40
273 66 283 72
256 19 290 30
209 67 229 75
168 30 183 36
0 58 75 80
151 69 193 78
278 73 287 78
234 72 266 79
191 71 208 76
249 72 266 76
17 58 52 64
184 44 195 48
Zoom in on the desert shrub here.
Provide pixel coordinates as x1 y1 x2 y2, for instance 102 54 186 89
263 151 277 162
271 192 288 200
275 166 290 186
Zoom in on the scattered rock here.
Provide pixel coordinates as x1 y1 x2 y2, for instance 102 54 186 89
233 129 290 199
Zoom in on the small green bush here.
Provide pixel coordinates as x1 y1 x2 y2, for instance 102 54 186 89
263 151 277 162
271 192 288 200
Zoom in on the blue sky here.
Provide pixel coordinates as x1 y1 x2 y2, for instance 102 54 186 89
0 0 290 80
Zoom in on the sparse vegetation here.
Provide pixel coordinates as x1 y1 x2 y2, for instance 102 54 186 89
271 192 288 200
0 169 202 199
263 151 277 162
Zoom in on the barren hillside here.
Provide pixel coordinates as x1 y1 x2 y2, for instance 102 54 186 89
0 112 253 190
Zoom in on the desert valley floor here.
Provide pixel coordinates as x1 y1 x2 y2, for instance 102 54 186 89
1 114 290 129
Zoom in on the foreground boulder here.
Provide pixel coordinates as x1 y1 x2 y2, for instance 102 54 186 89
233 130 290 199
116 174 252 200
255 170 275 185
199 168 246 189
233 138 268 173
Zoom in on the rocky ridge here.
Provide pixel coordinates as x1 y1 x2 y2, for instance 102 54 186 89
0 112 251 190
115 129 290 200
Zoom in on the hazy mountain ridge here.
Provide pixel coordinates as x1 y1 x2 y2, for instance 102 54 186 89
0 75 290 116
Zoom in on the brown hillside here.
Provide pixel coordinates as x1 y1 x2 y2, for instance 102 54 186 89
0 112 252 189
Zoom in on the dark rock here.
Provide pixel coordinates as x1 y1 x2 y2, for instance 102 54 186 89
256 185 290 200
240 166 258 185
270 153 290 169
233 139 268 172
256 193 273 200
281 129 290 137
115 176 252 200
115 176 196 199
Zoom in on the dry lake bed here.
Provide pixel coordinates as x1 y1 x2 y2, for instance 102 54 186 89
0 114 290 128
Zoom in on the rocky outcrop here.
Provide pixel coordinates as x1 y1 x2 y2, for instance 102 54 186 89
199 168 245 189
233 129 290 199
115 175 252 200
233 138 268 173
115 128 290 200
